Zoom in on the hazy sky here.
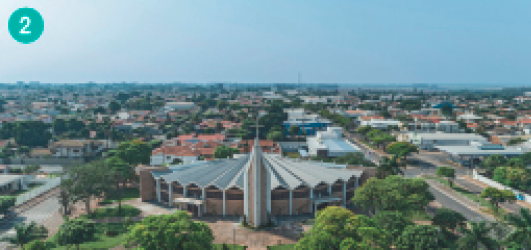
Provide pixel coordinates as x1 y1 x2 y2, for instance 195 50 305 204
1 1 530 84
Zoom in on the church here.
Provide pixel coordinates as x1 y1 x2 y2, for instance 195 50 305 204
139 138 364 226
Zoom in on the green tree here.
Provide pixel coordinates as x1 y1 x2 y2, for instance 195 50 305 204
115 139 151 166
503 208 531 249
395 225 443 250
0 196 16 216
214 145 239 159
432 208 466 232
385 142 418 162
441 103 454 117
507 137 525 146
266 130 284 141
105 156 133 215
10 222 47 248
480 154 507 177
371 133 395 149
23 240 47 250
519 152 531 167
352 176 434 214
171 158 183 164
296 206 390 250
457 222 499 250
125 211 214 249
436 166 456 187
289 125 301 138
215 122 224 133
23 164 40 174
65 161 112 216
372 211 413 241
10 122 52 147
376 155 403 179
108 101 121 113
357 125 373 140
56 218 96 250
58 179 73 215
480 187 516 213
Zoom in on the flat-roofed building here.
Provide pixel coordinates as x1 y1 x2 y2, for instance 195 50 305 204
437 143 528 168
306 127 361 157
360 119 400 130
408 132 488 150
283 109 332 136
164 102 196 111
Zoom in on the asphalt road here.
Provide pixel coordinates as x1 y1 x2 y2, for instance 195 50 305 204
428 185 490 221
454 177 523 214
345 130 495 221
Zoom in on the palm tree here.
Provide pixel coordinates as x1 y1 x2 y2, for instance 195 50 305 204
376 155 403 179
457 221 499 250
504 208 531 249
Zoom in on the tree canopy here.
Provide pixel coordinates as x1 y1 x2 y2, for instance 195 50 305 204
480 187 516 212
436 166 456 187
352 176 434 214
395 225 444 249
125 211 214 249
296 206 390 250
55 218 96 249
385 142 418 160
114 140 151 166
213 145 240 159
0 196 16 216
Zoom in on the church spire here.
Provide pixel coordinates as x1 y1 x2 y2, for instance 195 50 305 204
252 113 263 147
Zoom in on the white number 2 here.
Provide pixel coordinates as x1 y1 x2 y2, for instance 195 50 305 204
19 16 31 35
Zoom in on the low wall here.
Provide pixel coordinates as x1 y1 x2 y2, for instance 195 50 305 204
473 170 531 204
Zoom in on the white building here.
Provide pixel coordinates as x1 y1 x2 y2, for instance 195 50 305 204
360 119 401 130
300 96 328 104
401 121 462 133
50 140 105 158
164 102 196 111
408 132 488 150
150 146 200 165
307 127 361 157
337 109 377 118
457 113 483 123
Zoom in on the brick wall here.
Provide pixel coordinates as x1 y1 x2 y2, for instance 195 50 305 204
139 166 169 201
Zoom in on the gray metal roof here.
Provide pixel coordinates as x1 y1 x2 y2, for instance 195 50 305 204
152 145 363 191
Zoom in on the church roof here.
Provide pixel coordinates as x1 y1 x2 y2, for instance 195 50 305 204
152 151 363 191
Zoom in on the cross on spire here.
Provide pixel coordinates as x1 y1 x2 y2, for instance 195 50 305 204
250 114 264 143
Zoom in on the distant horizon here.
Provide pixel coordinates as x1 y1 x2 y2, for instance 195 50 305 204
2 81 529 90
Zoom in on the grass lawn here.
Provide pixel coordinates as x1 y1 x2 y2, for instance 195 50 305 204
99 187 140 205
45 222 247 250
10 183 43 196
47 222 133 249
79 205 142 219
268 244 296 250
424 175 508 219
